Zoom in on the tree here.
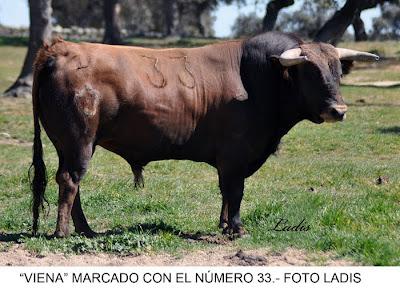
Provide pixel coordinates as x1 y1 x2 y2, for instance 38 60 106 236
371 2 400 40
352 12 368 41
103 0 123 44
3 0 52 98
232 12 262 37
194 1 211 36
262 0 295 31
315 0 362 43
175 0 238 37
275 0 337 39
164 0 177 36
120 0 223 38
315 0 399 44
52 0 103 28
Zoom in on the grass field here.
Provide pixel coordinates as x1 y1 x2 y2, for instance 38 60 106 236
0 39 399 265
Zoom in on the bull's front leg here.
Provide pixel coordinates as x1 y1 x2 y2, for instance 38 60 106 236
219 195 229 230
218 173 245 237
71 187 96 238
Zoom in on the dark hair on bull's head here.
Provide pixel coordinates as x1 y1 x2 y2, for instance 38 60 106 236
277 43 379 123
240 32 379 125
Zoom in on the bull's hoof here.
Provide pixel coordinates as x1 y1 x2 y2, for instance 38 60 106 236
53 230 69 238
219 221 228 230
75 228 97 238
222 225 246 239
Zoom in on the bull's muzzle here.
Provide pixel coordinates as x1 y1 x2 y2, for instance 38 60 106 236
320 104 348 122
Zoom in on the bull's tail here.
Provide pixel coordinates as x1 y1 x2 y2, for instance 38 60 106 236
29 56 48 236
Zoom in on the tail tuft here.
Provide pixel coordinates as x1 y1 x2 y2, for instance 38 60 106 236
29 50 50 235
29 131 48 235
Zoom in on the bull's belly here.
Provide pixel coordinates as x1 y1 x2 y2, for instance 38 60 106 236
96 125 217 166
96 105 220 165
97 124 277 177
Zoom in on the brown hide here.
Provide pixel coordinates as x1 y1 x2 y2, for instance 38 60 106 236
32 38 250 237
36 40 247 151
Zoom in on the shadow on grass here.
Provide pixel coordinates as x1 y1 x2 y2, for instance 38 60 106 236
350 57 400 69
0 221 228 245
378 126 400 135
0 232 52 243
101 221 179 236
99 221 229 245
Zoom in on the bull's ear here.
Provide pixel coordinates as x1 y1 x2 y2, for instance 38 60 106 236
269 55 281 64
341 60 354 75
269 56 292 80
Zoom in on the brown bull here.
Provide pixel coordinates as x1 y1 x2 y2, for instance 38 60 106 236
30 32 378 238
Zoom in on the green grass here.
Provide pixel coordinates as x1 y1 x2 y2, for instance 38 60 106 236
0 42 399 265
0 36 29 47
0 46 26 93
343 60 400 83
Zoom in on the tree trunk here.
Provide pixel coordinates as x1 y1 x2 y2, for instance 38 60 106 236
314 0 382 44
3 0 52 98
176 3 185 37
164 0 177 36
353 12 368 41
314 0 361 44
194 2 209 37
103 0 122 44
262 0 295 32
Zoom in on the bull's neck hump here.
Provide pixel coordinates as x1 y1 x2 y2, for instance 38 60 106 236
195 40 244 73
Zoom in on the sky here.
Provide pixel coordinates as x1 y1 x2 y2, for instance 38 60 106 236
0 0 381 37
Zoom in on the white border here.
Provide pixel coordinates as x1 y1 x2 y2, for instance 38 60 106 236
0 266 398 290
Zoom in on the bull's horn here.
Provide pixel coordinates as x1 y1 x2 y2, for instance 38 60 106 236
279 48 308 67
336 48 380 62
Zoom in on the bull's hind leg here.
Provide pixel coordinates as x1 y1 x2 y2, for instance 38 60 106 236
54 144 92 238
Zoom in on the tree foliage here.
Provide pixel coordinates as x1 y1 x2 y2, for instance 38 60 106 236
232 0 399 41
52 0 103 28
232 0 338 38
314 0 399 43
276 0 338 39
232 12 262 37
372 2 400 39
52 0 234 37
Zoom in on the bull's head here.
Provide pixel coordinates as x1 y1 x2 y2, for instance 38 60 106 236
278 44 379 123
